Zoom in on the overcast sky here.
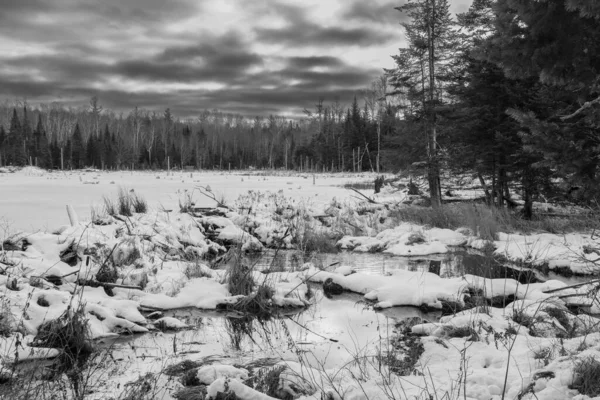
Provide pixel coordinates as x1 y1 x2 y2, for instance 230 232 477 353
0 0 472 118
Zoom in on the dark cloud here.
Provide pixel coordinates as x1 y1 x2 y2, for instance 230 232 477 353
255 2 395 47
286 56 345 69
256 25 393 47
0 0 394 117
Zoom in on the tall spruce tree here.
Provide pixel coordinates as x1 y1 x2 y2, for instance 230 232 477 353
388 0 457 207
22 106 32 165
488 0 600 203
71 123 84 169
8 109 27 166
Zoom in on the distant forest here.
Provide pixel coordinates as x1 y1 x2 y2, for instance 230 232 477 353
0 88 405 174
1 0 599 212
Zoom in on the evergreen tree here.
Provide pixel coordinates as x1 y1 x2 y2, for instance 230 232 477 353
33 115 49 167
86 135 97 167
71 123 84 169
8 109 27 166
0 126 5 166
388 0 458 206
22 106 32 164
488 0 600 204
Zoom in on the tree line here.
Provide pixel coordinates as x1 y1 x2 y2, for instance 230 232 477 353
0 92 414 173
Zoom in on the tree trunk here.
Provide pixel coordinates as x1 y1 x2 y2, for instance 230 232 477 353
426 0 441 208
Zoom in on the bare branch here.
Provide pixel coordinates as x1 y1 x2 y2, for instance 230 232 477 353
560 96 600 120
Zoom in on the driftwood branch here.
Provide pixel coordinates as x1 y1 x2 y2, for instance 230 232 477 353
561 96 600 120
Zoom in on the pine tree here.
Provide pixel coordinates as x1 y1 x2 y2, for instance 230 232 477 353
388 0 458 207
103 124 112 169
488 0 600 204
33 115 48 167
71 123 84 169
0 126 5 166
8 109 27 166
38 131 50 169
22 106 32 165
86 135 97 167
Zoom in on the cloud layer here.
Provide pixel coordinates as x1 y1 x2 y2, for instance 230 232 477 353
0 0 470 118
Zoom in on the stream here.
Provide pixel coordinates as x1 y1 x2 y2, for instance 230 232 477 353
56 250 597 397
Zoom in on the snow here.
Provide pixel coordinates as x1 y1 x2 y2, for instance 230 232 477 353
305 267 467 309
207 378 278 400
0 169 360 233
197 364 249 385
1 168 599 400
338 222 468 256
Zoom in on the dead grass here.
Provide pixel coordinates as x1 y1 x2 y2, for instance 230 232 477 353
570 356 600 397
293 228 340 254
184 262 213 279
389 203 597 240
104 187 148 216
246 365 286 398
131 192 148 213
32 302 94 386
0 303 12 337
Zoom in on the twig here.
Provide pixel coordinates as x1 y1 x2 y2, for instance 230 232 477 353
76 279 142 290
284 315 339 342
542 279 600 294
347 187 379 204
283 261 340 297
195 186 232 210
561 96 600 120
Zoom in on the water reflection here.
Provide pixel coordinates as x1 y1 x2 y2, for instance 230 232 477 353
160 288 438 369
247 249 542 283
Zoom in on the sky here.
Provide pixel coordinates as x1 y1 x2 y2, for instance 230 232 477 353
0 0 472 118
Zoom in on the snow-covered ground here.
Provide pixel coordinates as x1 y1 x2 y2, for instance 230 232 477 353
0 167 369 233
1 167 599 399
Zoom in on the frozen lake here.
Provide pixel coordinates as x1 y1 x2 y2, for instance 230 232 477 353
0 168 373 233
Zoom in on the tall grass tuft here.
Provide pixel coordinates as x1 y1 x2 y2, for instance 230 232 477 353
103 196 117 216
570 357 600 397
117 188 133 216
131 192 148 213
33 302 94 380
103 188 148 216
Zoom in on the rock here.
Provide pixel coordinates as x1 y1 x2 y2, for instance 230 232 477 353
323 278 344 296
